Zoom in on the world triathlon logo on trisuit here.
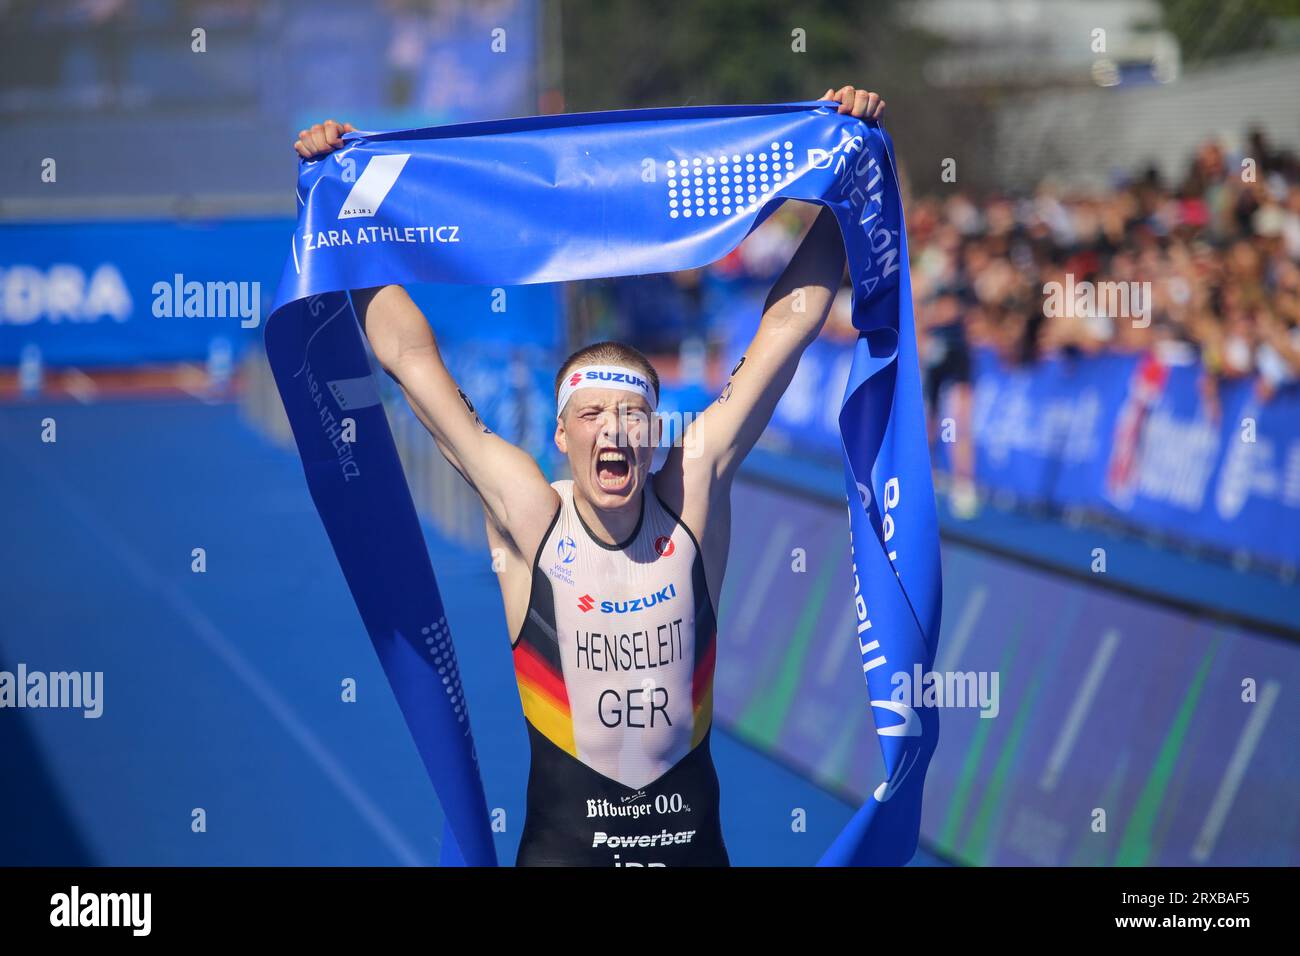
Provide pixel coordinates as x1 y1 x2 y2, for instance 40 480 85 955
548 535 578 587
576 583 677 614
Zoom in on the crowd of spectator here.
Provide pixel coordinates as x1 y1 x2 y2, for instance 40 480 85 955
908 127 1300 407
707 128 1300 414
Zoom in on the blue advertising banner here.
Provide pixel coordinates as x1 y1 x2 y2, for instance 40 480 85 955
1097 362 1300 566
0 219 560 367
0 219 285 366
992 353 1300 567
719 476 1299 867
741 336 1300 567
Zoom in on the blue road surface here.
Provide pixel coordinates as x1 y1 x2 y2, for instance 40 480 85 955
1 398 897 866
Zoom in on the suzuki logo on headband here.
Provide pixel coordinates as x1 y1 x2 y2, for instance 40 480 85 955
580 370 648 389
338 154 411 220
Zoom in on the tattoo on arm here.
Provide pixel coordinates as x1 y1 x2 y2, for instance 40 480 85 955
458 388 492 434
718 355 745 403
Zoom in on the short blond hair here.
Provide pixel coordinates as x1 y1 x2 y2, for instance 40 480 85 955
553 341 660 410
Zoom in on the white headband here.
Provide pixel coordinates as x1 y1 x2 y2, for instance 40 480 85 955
557 364 657 417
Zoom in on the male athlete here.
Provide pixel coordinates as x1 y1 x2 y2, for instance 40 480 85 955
293 86 886 866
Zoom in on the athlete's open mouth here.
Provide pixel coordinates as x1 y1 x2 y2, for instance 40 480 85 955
595 446 632 492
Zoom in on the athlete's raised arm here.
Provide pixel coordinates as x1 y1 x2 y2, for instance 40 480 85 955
293 121 560 557
670 86 885 491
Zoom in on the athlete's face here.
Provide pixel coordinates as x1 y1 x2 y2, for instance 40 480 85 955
556 388 655 510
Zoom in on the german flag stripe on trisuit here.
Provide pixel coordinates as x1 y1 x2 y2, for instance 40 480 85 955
513 639 576 756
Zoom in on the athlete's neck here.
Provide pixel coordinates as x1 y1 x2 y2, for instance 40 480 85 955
572 486 645 548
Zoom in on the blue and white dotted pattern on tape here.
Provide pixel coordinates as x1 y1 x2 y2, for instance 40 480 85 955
666 141 797 218
422 615 468 728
